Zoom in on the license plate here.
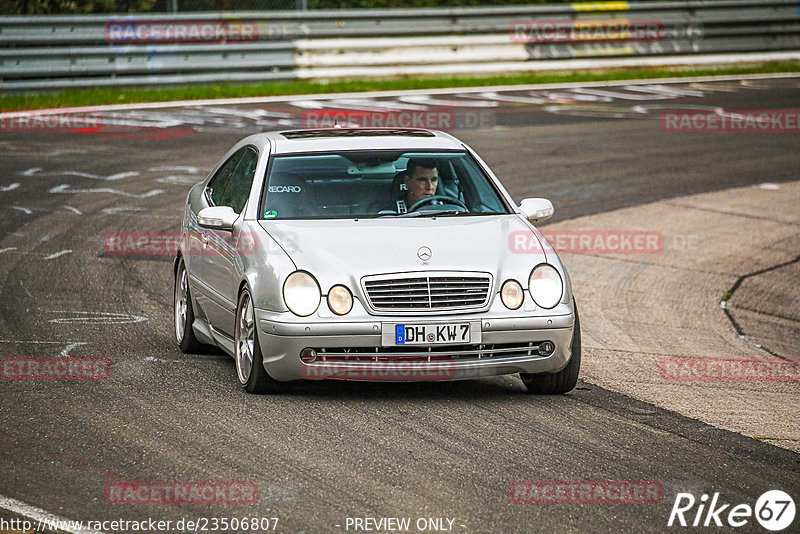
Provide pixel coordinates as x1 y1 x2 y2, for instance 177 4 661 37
395 323 471 345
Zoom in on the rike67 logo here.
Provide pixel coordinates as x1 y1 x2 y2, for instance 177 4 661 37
668 490 795 531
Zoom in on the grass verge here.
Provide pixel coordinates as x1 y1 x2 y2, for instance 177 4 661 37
2 62 798 112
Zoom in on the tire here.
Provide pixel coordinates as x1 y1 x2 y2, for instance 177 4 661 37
174 256 207 353
520 301 581 394
234 287 289 394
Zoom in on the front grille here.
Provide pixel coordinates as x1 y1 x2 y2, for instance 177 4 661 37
304 342 546 363
363 273 491 311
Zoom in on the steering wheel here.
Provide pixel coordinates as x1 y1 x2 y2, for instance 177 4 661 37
408 195 468 212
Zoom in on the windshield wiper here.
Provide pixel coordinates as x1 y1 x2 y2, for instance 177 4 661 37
381 209 492 218
418 209 468 217
392 211 427 218
385 209 467 218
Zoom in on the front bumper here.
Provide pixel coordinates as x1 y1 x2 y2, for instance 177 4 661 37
255 310 575 382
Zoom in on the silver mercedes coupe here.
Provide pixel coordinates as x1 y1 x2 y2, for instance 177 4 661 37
173 128 580 394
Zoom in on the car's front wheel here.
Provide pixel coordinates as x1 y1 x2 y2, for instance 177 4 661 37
520 301 581 394
174 256 208 353
234 288 288 394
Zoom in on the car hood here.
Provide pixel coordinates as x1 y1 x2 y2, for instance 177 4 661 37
259 215 548 290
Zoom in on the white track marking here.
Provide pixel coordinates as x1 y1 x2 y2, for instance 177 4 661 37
143 355 224 362
631 103 727 115
288 99 419 112
569 87 679 100
542 104 637 119
59 342 87 356
0 494 108 534
6 205 33 214
0 183 20 192
0 248 75 261
48 184 164 198
21 168 139 181
544 102 726 119
41 250 72 260
537 90 612 103
101 206 147 215
327 98 430 111
623 84 704 97
689 81 746 92
156 175 204 185
474 91 547 104
143 356 182 363
48 311 147 325
148 165 206 186
148 165 204 174
2 205 81 216
398 95 499 107
1 72 796 117
88 112 186 129
741 78 800 89
196 106 295 120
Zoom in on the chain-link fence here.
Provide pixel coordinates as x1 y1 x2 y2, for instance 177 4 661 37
2 0 566 15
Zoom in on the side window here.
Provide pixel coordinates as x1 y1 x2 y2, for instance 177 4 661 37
220 147 259 214
206 149 244 206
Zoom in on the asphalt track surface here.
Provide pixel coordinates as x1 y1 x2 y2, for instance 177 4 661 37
0 76 799 533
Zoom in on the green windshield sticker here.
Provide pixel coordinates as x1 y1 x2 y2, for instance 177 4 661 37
263 210 278 219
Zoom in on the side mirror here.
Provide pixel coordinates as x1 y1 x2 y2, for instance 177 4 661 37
519 198 554 223
197 206 238 231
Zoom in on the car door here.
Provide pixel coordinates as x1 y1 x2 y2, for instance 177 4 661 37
195 146 259 338
189 147 245 333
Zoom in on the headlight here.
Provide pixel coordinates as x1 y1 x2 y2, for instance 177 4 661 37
283 271 320 316
501 280 524 310
327 285 353 315
528 264 563 309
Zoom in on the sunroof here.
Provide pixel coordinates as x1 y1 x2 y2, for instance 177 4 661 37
280 129 436 139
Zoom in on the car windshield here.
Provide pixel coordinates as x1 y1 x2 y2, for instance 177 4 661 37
259 150 510 220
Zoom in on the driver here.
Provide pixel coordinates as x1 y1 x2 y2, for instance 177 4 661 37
401 158 439 211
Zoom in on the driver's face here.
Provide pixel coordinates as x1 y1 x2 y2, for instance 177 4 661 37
404 167 438 207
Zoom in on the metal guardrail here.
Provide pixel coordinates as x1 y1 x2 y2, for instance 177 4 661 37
1 0 799 90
